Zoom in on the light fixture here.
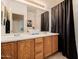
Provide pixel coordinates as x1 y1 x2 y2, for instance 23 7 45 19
16 0 47 10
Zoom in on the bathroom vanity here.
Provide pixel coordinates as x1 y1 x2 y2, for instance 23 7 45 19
1 0 59 59
1 33 58 59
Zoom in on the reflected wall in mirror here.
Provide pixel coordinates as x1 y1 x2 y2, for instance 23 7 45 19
1 2 11 34
1 11 3 25
12 13 24 33
27 5 46 31
1 4 7 25
4 6 8 25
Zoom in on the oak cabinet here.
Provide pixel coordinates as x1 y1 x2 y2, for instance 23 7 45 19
1 35 58 59
18 39 34 59
1 42 17 59
35 38 43 59
30 40 35 59
43 36 52 57
51 35 58 53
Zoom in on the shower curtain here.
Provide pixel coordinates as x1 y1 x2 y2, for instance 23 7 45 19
64 0 78 59
51 0 78 59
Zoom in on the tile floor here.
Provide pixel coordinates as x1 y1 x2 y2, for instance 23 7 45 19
47 52 67 59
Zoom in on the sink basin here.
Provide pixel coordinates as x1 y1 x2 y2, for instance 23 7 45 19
31 33 39 35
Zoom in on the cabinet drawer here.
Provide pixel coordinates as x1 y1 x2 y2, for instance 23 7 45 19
35 38 43 44
35 38 43 59
35 46 43 54
35 38 43 50
35 52 43 59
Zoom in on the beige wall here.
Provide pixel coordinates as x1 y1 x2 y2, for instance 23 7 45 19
73 0 78 48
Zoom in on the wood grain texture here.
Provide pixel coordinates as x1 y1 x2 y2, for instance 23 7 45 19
30 40 35 59
43 36 52 57
1 42 18 59
51 35 58 53
1 35 58 59
35 38 43 59
18 39 34 59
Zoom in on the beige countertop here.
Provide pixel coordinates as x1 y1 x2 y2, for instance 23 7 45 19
1 32 59 43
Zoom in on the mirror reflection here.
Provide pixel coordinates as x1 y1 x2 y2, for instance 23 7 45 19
1 0 46 34
12 14 24 33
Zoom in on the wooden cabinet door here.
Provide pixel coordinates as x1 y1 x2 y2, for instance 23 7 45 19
43 36 52 57
1 42 17 59
30 40 34 59
35 38 43 59
18 39 34 59
51 35 58 53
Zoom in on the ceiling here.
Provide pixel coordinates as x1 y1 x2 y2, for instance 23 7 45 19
16 0 64 11
27 4 46 14
26 0 64 13
25 0 64 9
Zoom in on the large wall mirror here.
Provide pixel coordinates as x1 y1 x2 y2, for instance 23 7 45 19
1 0 47 34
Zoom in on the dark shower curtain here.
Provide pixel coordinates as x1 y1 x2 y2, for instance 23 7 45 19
51 0 78 59
64 0 78 59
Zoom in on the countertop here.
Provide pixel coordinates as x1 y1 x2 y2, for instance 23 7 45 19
1 32 59 43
